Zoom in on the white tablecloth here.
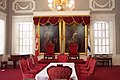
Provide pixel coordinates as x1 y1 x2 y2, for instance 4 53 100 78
35 63 78 80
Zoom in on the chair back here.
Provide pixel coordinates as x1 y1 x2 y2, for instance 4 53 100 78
69 42 78 54
33 56 39 66
46 41 55 54
85 56 92 66
88 59 97 75
19 59 30 74
27 58 34 69
47 66 72 80
58 54 68 62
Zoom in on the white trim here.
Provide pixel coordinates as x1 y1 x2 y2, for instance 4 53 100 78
91 13 116 55
89 0 115 11
12 15 34 55
0 0 6 10
0 11 7 21
12 0 35 13
33 11 90 16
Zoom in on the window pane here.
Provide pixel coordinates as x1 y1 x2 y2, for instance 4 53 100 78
20 39 22 45
30 40 32 45
26 26 29 31
94 23 97 30
98 23 101 30
102 39 105 45
102 31 105 37
94 31 98 37
23 46 26 52
102 23 105 29
20 32 23 38
30 46 32 52
23 26 26 31
20 46 22 52
23 40 25 45
106 39 109 45
106 23 109 29
99 46 101 52
95 39 97 45
98 31 101 37
26 32 29 38
26 46 29 52
30 32 33 38
26 39 29 45
99 39 101 45
95 46 98 52
102 46 105 52
20 26 23 31
30 26 33 31
106 46 109 52
106 31 109 37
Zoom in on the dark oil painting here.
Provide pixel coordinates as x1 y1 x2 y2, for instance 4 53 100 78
40 23 59 53
65 23 85 53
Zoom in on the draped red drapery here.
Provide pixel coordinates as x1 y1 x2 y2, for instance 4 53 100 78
33 16 90 26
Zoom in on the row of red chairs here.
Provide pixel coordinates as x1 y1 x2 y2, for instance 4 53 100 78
76 56 97 80
19 56 48 80
44 41 79 60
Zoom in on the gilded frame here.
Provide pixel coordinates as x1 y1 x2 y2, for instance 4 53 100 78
63 22 88 55
38 21 62 54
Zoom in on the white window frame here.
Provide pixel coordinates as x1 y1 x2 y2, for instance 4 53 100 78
0 11 6 55
12 15 35 55
91 13 115 54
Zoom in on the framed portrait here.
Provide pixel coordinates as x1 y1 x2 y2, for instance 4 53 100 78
40 23 60 53
65 23 85 53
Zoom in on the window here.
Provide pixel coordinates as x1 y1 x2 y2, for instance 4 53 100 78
0 19 5 55
12 16 34 55
93 21 110 54
14 22 33 54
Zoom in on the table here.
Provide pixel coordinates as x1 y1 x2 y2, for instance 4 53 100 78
35 63 78 80
93 54 112 67
1 61 7 69
9 54 30 68
96 57 112 67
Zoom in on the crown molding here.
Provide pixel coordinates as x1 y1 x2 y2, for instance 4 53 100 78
33 11 90 17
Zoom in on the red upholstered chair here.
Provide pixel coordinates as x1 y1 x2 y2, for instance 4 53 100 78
58 54 68 62
47 66 72 80
68 42 79 59
19 59 38 80
32 56 48 69
79 55 92 67
44 41 55 59
26 58 42 71
80 59 97 80
78 56 92 71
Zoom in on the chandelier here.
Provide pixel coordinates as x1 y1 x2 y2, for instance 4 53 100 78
48 0 75 11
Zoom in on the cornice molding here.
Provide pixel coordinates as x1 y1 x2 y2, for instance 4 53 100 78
91 13 115 21
33 11 90 17
12 15 33 22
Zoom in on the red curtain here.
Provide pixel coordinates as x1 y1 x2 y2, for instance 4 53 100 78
33 16 90 26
